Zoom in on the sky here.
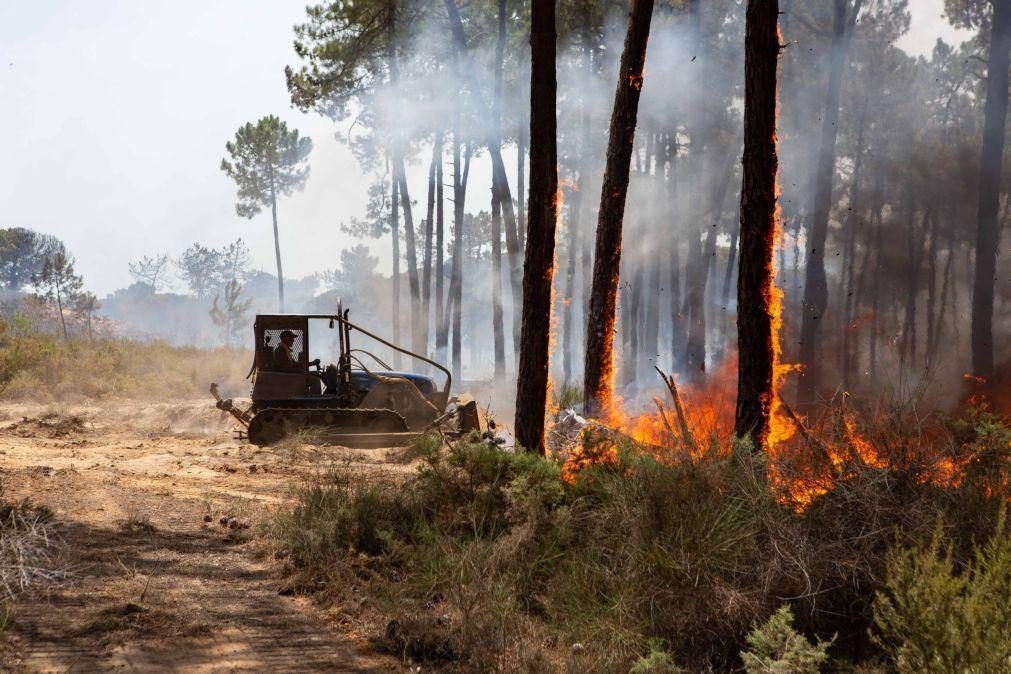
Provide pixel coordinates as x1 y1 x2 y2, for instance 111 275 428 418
0 0 973 296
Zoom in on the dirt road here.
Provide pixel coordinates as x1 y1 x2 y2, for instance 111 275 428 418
0 400 408 673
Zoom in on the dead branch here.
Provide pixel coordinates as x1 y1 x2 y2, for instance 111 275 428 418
655 366 698 455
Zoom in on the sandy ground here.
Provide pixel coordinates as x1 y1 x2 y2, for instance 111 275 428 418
0 399 415 673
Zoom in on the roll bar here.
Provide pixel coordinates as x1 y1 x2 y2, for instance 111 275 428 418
330 305 452 396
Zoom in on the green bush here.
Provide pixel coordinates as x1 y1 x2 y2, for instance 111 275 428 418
872 509 1011 673
741 606 832 674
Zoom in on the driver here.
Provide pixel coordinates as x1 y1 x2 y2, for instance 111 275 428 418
273 330 302 373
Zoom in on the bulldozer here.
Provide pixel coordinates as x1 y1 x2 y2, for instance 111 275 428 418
210 304 480 448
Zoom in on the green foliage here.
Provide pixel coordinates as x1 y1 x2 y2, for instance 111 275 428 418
177 238 251 300
741 606 832 674
0 228 66 292
630 639 686 673
872 511 1011 673
209 279 252 345
220 115 313 219
127 254 170 292
31 251 84 340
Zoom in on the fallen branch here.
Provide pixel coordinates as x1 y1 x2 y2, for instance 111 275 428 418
779 396 838 473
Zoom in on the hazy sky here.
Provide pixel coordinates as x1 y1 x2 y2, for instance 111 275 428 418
0 1 971 296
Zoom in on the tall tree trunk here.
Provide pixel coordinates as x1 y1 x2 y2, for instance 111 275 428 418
722 215 739 308
797 0 862 402
869 212 882 380
268 171 285 312
490 0 506 378
391 169 402 369
925 204 940 363
928 224 956 369
444 0 524 364
515 0 558 454
518 123 527 255
734 0 780 450
841 104 867 387
423 138 439 356
583 0 655 416
972 0 1011 379
492 191 507 377
626 266 642 385
56 280 67 341
435 142 447 359
563 173 580 386
641 133 662 380
396 162 423 356
446 133 471 381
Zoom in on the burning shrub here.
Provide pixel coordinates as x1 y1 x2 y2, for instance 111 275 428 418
276 407 1011 671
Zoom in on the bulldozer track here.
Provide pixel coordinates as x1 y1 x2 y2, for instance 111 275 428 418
247 406 409 446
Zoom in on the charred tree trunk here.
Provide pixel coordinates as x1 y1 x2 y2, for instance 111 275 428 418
734 0 780 450
515 0 558 454
583 0 654 416
797 0 862 402
972 0 1011 380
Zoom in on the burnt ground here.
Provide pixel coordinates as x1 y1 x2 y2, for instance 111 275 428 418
0 400 415 673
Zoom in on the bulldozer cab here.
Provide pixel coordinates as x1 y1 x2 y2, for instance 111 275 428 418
250 310 452 415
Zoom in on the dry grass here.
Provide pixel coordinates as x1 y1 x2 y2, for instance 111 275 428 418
0 486 73 603
0 320 250 402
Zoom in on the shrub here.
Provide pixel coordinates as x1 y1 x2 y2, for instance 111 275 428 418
740 606 832 674
871 510 1011 673
274 408 1011 670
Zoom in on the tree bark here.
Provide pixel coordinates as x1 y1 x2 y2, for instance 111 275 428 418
797 0 862 402
444 0 524 364
515 0 558 453
583 0 654 416
391 168 402 369
268 168 285 313
971 0 1011 379
423 138 439 356
492 190 507 377
563 174 580 386
734 0 780 450
435 141 447 359
491 0 506 378
396 161 423 356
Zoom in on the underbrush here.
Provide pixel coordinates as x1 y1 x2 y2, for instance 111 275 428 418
0 319 249 401
0 484 73 628
274 408 1010 672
